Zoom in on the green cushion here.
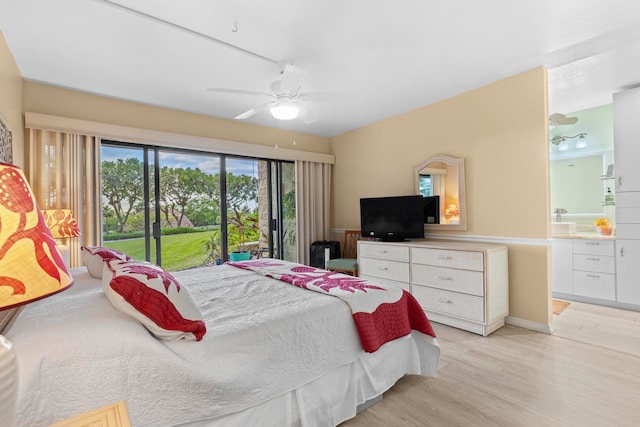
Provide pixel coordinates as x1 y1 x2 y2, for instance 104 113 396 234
325 258 358 271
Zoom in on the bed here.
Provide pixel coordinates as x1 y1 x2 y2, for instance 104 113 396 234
6 257 439 427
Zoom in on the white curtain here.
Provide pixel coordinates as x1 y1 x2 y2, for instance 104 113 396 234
295 161 332 265
27 129 102 267
431 173 446 220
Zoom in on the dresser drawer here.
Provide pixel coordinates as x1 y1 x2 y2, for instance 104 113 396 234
359 257 409 283
413 286 484 322
573 271 616 300
572 239 614 256
360 274 410 292
412 264 484 296
358 243 409 262
411 247 483 271
573 254 615 274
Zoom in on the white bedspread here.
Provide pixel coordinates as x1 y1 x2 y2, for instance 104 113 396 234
7 264 439 426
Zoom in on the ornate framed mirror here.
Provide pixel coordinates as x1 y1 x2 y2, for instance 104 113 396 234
414 154 467 231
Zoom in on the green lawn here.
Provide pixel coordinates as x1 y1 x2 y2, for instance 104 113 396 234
104 230 217 271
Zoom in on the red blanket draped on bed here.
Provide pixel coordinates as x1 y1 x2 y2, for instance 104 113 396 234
227 260 436 352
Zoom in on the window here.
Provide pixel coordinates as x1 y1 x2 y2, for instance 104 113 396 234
100 141 295 270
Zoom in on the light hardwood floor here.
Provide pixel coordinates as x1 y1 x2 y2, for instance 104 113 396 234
341 302 640 427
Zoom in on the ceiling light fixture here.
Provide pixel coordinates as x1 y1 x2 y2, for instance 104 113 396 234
270 96 300 120
550 133 587 145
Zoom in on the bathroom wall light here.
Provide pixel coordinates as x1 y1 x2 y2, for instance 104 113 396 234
575 139 587 149
551 132 587 145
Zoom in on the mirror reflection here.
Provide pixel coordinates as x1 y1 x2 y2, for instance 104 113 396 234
550 154 609 215
549 104 614 223
415 154 466 231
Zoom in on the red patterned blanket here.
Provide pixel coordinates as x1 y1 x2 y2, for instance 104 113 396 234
227 259 436 352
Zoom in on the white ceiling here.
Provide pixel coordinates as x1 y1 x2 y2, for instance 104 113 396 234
2 0 640 138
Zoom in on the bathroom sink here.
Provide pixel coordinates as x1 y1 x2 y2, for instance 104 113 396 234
551 222 576 234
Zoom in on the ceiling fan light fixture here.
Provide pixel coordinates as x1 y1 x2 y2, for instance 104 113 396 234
271 98 300 120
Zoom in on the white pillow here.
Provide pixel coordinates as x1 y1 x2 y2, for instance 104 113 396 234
81 245 132 279
103 260 207 341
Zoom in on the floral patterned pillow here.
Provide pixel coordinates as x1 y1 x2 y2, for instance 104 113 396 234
103 260 206 341
81 245 132 279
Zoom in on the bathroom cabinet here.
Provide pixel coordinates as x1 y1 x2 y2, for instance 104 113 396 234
613 87 640 307
614 87 640 193
551 238 573 294
615 192 640 305
552 238 616 302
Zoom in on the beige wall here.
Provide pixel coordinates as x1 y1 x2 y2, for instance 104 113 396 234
0 31 24 167
330 68 552 327
23 81 331 154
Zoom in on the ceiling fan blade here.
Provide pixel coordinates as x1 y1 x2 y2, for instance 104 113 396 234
235 108 259 120
297 103 317 124
549 113 578 126
234 102 273 120
207 88 272 98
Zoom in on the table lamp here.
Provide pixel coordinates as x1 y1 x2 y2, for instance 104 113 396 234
0 163 73 427
42 209 81 267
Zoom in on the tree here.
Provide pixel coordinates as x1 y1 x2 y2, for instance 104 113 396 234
101 158 145 233
225 172 257 219
159 167 210 227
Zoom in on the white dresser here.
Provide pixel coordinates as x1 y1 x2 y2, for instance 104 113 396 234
358 240 509 336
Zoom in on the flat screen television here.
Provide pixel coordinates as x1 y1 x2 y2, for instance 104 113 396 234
360 195 427 241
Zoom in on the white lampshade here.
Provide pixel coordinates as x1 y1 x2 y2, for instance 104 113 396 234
270 99 300 120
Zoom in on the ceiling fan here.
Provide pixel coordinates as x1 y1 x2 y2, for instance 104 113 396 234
549 113 578 126
207 63 332 122
93 2 335 122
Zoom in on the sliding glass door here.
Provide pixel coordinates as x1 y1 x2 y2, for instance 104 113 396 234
156 150 222 270
271 161 297 261
101 141 296 270
101 144 156 263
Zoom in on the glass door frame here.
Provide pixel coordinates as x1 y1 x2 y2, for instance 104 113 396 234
101 140 294 268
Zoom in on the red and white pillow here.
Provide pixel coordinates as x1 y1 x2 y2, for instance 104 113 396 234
103 259 207 341
81 245 133 279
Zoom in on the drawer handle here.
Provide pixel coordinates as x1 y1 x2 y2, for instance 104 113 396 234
586 242 600 246
586 274 601 279
378 250 388 254
586 257 600 262
438 298 453 304
438 255 453 260
378 267 389 271
438 276 453 281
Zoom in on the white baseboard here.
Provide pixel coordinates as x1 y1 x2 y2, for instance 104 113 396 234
505 316 554 334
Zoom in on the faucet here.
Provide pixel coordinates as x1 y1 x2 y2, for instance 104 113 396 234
554 208 567 222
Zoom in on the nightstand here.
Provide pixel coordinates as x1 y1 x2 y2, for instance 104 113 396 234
48 401 131 427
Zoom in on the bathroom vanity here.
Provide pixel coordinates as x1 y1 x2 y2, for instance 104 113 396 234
552 234 617 303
